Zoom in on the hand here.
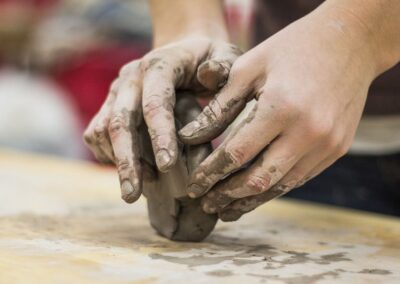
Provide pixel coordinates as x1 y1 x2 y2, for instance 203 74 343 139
83 36 241 203
179 6 381 221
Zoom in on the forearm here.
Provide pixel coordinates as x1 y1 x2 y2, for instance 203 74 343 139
320 0 400 75
149 0 228 47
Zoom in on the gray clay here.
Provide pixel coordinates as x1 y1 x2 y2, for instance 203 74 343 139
139 93 218 242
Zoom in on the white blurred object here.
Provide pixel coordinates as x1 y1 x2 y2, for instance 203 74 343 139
30 0 151 67
0 69 85 158
350 115 400 155
30 15 100 67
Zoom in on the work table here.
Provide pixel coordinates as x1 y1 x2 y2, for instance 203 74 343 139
0 150 399 283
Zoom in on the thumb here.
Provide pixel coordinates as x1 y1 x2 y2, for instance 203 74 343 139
197 42 242 91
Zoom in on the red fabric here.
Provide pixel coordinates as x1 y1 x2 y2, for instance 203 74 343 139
53 44 148 128
0 0 57 8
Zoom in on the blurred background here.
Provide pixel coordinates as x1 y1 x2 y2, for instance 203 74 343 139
0 0 252 160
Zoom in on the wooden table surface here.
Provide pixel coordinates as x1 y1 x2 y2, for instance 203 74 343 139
0 149 399 284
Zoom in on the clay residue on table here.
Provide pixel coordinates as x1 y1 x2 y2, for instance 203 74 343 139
1 150 399 284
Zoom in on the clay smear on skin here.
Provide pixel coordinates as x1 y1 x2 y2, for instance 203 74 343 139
181 95 248 143
188 103 258 195
220 186 286 221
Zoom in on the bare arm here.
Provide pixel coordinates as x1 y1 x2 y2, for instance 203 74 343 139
149 0 228 47
325 0 400 73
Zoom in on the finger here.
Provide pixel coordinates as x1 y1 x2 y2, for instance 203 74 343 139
295 155 340 188
174 93 212 174
218 185 285 222
178 80 252 145
187 101 289 198
201 133 310 213
83 113 111 163
279 134 349 188
200 168 250 214
275 150 331 191
180 46 268 144
218 146 341 221
179 52 262 145
141 57 182 172
83 79 119 162
109 66 142 203
197 42 242 90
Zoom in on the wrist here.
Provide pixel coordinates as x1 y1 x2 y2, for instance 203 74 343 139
153 23 229 48
149 0 229 48
321 0 400 77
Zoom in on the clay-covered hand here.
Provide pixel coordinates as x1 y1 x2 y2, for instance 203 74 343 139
179 6 383 220
83 36 241 203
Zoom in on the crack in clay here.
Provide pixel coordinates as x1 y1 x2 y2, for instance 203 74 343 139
247 270 341 283
247 267 392 283
358 268 391 275
149 241 352 270
146 235 394 280
206 269 234 277
1 212 394 281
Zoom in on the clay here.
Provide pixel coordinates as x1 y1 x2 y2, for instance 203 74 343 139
139 93 218 241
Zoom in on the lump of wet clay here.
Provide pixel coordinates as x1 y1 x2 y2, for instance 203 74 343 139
139 93 218 242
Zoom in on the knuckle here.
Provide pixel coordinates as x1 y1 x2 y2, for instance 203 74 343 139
108 114 127 135
284 174 304 188
306 118 334 140
336 143 349 157
296 178 309 188
83 130 93 145
225 146 247 167
274 102 296 122
93 124 107 138
143 98 165 119
326 136 341 153
262 89 298 120
275 183 294 194
141 55 165 73
245 175 269 194
109 79 120 94
116 158 131 174
277 170 303 191
119 60 140 78
278 99 299 118
322 131 344 154
119 64 131 78
202 104 220 124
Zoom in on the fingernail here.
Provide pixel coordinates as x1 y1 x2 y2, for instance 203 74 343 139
219 209 241 222
216 62 229 79
217 62 228 72
179 121 201 138
203 203 217 214
188 184 204 198
156 149 172 172
121 180 140 203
